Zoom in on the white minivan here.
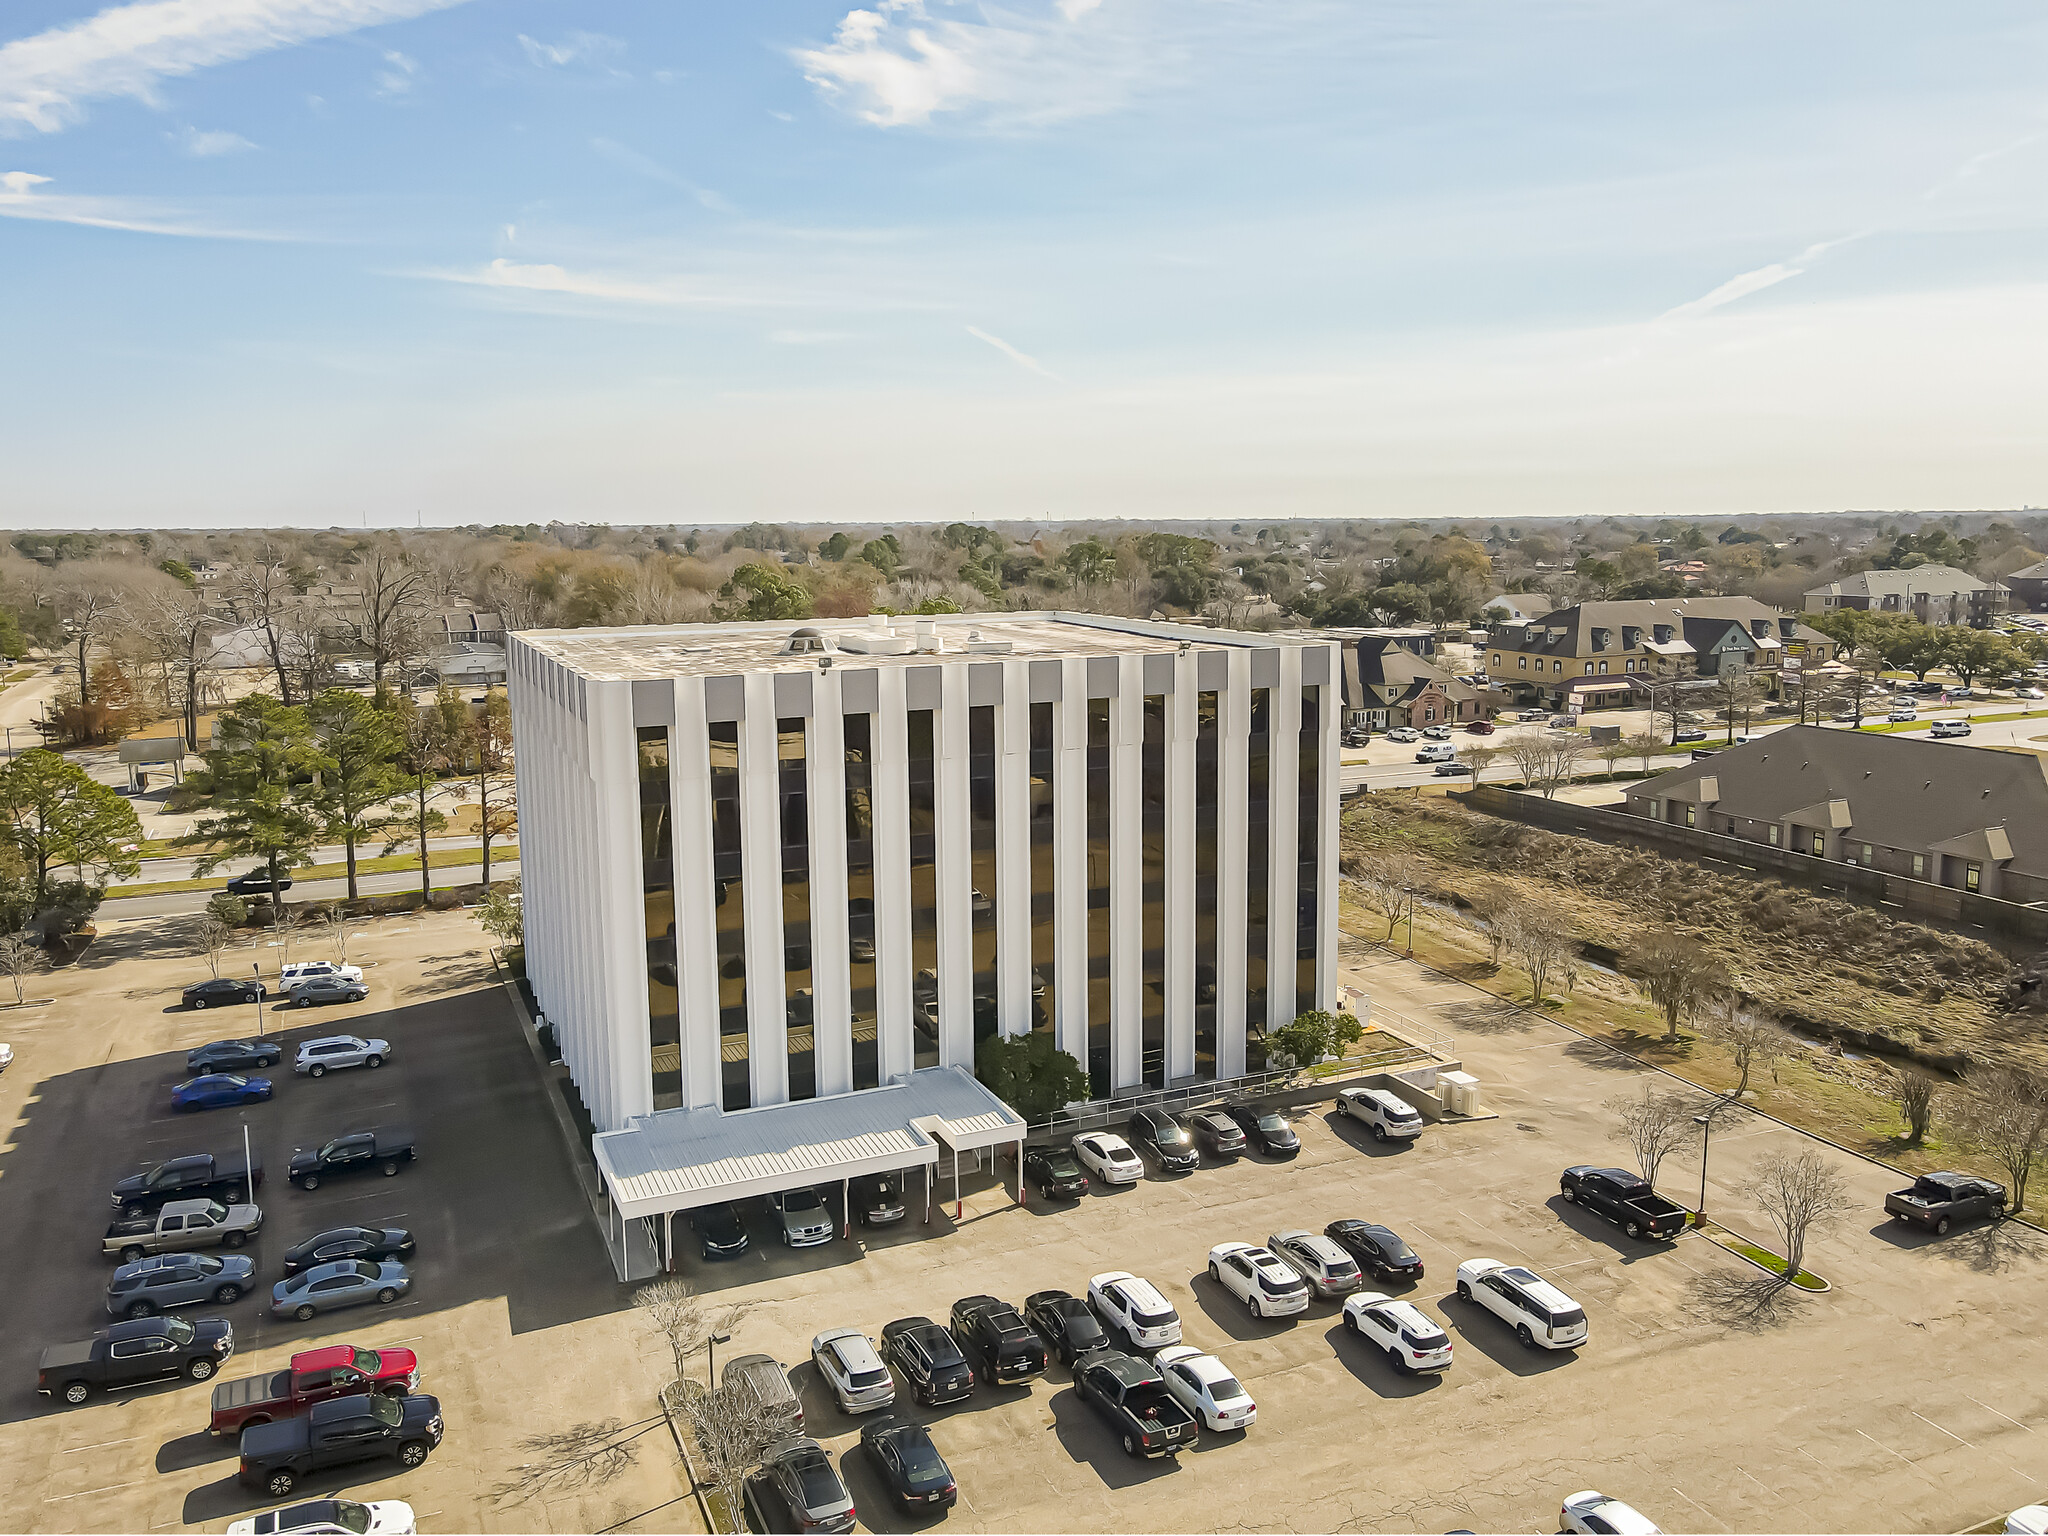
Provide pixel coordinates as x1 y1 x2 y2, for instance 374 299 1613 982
1415 743 1456 763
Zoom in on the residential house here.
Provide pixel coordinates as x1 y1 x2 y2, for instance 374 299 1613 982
1803 565 2009 628
2000 558 2048 613
1333 629 1492 730
1624 726 2048 901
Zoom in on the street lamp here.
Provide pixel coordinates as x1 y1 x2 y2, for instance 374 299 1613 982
251 962 266 1044
1403 886 1416 956
1694 1111 1714 1222
706 1330 732 1383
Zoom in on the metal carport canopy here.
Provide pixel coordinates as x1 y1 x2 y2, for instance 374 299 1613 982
592 1065 1025 1221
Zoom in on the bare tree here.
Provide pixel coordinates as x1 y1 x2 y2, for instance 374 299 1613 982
1594 730 1632 778
668 1378 780 1536
196 914 234 978
1531 734 1590 798
0 931 40 1005
133 586 219 752
1893 1070 1938 1146
1468 882 1526 967
1503 732 1551 790
1624 731 1663 775
1607 1088 1699 1192
314 903 354 965
1706 1006 1792 1098
1346 851 1421 940
1461 742 1504 782
1743 1146 1853 1291
232 552 300 703
1626 926 1731 1042
351 547 429 687
1509 904 1575 1005
270 903 302 966
1947 1064 2048 1214
56 565 134 706
1707 669 1769 744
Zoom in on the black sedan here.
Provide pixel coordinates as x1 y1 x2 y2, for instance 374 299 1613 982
183 979 266 1011
281 1226 418 1278
1325 1219 1424 1284
185 1037 281 1073
860 1416 958 1514
1190 1110 1247 1158
224 870 293 896
1223 1102 1300 1157
1022 1149 1089 1201
1022 1289 1111 1368
1126 1108 1200 1173
690 1203 751 1260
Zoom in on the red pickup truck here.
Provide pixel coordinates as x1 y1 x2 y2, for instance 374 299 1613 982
208 1344 420 1436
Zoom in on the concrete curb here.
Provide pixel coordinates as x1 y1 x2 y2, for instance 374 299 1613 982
659 1386 718 1535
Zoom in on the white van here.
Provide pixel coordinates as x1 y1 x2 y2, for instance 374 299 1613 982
1416 743 1456 763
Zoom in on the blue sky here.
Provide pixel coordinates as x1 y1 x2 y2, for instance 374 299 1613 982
3 0 2047 527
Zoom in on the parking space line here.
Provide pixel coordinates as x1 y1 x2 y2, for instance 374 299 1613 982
61 1435 141 1454
1667 1487 1727 1531
379 1335 424 1345
1735 1466 1771 1496
1967 1394 2035 1433
1911 1409 1974 1449
1857 1428 1915 1465
44 1482 138 1502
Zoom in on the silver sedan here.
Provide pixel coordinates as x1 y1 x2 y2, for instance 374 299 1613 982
271 1259 412 1321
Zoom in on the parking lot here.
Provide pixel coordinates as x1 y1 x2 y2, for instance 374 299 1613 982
0 912 690 1535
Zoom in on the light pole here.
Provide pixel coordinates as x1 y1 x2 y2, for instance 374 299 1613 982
706 1329 731 1384
1403 886 1416 956
251 962 266 1044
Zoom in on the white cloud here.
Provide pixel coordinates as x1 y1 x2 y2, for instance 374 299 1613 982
375 48 417 96
966 324 1060 380
517 31 625 70
0 168 283 237
169 123 255 155
1659 234 1867 323
429 257 758 309
0 0 476 135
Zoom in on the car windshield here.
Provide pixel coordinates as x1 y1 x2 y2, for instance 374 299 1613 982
165 1317 196 1345
370 1394 401 1427
1372 1230 1416 1261
1326 1256 1359 1276
784 1189 824 1213
1208 1374 1246 1400
1257 1114 1288 1132
1401 1327 1445 1349
332 1505 374 1536
1260 1271 1306 1295
1152 1123 1189 1145
1547 1306 1587 1329
1063 1308 1106 1343
896 1430 948 1488
1133 1305 1178 1327
353 1348 382 1374
848 1364 889 1389
197 1255 223 1275
1042 1152 1081 1177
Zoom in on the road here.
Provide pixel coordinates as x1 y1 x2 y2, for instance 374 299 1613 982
126 833 502 885
103 859 521 919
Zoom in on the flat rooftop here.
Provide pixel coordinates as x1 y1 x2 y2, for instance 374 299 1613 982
513 611 1316 683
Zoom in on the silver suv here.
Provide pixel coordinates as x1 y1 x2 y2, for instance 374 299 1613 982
1267 1230 1363 1300
772 1187 836 1247
810 1329 896 1413
293 1035 390 1076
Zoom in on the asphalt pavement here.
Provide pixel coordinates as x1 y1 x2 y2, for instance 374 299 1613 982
104 861 521 920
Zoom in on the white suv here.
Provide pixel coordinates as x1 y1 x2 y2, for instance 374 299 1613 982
1343 1292 1453 1373
1455 1258 1588 1350
1205 1241 1310 1320
1337 1086 1425 1142
1087 1271 1183 1350
280 961 365 990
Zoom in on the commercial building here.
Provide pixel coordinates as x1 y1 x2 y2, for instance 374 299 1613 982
509 613 1341 1273
1332 629 1495 730
1804 565 2009 628
2000 559 2048 614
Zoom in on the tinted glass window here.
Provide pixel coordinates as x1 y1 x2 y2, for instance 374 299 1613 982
1209 1375 1245 1399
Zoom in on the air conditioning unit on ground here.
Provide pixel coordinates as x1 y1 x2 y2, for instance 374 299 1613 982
1439 1071 1479 1116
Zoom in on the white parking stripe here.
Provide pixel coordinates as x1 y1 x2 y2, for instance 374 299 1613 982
60 1436 140 1454
44 1482 138 1502
1911 1409 1974 1449
1857 1428 1916 1465
1966 1394 2035 1433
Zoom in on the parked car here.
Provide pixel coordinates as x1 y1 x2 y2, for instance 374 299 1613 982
107 1252 256 1317
723 1354 803 1434
293 1036 388 1076
1561 1490 1663 1535
848 1172 908 1225
1517 708 1549 722
1546 715 1576 729
687 1203 750 1260
770 1186 836 1246
1266 1230 1363 1299
173 1073 275 1112
281 1227 416 1278
949 1295 1047 1385
1207 1241 1310 1319
1071 1131 1144 1185
1885 1171 2007 1234
236 1392 443 1499
1455 1258 1587 1349
1432 760 1471 776
2023 687 2048 701
1326 1219 1424 1283
289 1128 417 1190
1022 1147 1090 1201
38 1316 235 1404
105 1197 262 1263
226 1498 416 1536
1087 1271 1183 1351
1342 728 1370 747
1887 710 1917 724
1189 1109 1247 1158
1125 1108 1199 1173
1466 719 1496 734
285 976 369 1009
0 1040 11 1072
272 1260 411 1322
1559 1165 1688 1239
226 870 294 896
752 1437 856 1535
1931 719 1973 738
1023 1288 1112 1367
1074 1351 1199 1458
112 1151 262 1216
186 1037 281 1073
1152 1344 1256 1431
1342 1292 1453 1373
1420 724 1452 740
1221 1102 1299 1156
279 961 365 991
1415 743 1455 763
810 1328 896 1414
1385 727 1420 743
1672 727 1708 742
210 1345 420 1436
860 1416 957 1514
881 1316 974 1404
184 981 267 1011
1336 1085 1425 1142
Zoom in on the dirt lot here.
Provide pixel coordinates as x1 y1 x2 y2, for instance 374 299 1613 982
0 911 697 1536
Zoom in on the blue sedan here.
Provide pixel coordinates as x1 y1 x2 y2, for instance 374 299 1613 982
170 1073 274 1112
271 1259 413 1321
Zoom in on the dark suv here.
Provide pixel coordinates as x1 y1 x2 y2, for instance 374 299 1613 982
1126 1108 1199 1173
949 1295 1047 1386
881 1317 974 1405
849 1173 908 1226
1222 1102 1300 1157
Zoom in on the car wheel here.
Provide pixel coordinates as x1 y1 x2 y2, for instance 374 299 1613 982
1456 1281 1472 1302
1249 1297 1262 1320
1208 1261 1220 1282
301 1174 320 1190
62 1380 90 1405
215 1284 242 1303
121 1244 145 1263
127 1301 156 1319
397 1439 431 1468
1121 1433 1139 1457
378 1287 399 1304
267 1471 296 1498
223 1231 245 1249
192 998 208 1010
308 1064 325 1077
1517 1324 1536 1349
1624 1220 1642 1239
227 1186 246 1204
188 1358 216 1381
121 1202 144 1218
295 1304 317 1322
1560 1186 1576 1202
1935 1216 1951 1236
1389 1346 1409 1375
366 1054 383 1068
381 1159 401 1177
1371 1123 1387 1142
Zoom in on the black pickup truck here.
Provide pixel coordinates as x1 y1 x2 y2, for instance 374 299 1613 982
111 1152 263 1217
1559 1166 1689 1240
37 1317 235 1405
950 1295 1048 1385
288 1128 417 1190
1075 1351 1199 1459
237 1391 444 1499
1886 1172 2007 1235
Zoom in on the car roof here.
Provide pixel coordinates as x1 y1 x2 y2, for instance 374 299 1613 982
303 1260 377 1281
290 1346 362 1372
1278 1231 1350 1261
1565 1493 1659 1534
1358 1296 1439 1333
1499 1267 1576 1308
1098 1273 1171 1308
815 1331 883 1369
1157 1347 1236 1386
1026 1289 1083 1311
301 1035 364 1049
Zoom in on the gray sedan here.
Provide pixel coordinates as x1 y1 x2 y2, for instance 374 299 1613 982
283 978 369 1010
106 1252 255 1317
271 1259 413 1321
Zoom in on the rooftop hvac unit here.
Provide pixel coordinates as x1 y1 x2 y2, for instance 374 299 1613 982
1439 1071 1479 1117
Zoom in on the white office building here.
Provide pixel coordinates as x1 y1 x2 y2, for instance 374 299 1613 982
508 613 1341 1275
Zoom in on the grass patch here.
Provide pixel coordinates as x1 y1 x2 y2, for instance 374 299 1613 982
109 843 518 898
1713 1232 1828 1290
